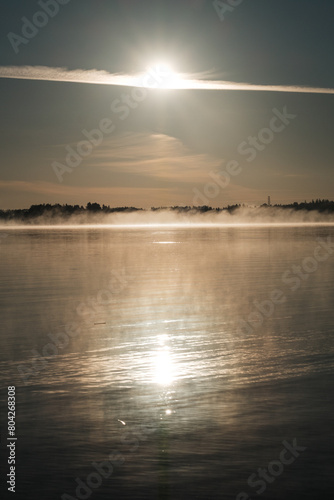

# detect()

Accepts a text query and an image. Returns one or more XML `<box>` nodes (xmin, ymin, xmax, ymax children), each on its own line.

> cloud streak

<box><xmin>0</xmin><ymin>65</ymin><xmax>334</xmax><ymax>94</ymax></box>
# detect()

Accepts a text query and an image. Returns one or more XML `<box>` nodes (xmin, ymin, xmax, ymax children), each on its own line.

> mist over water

<box><xmin>1</xmin><ymin>224</ymin><xmax>334</xmax><ymax>499</ymax></box>
<box><xmin>2</xmin><ymin>206</ymin><xmax>334</xmax><ymax>227</ymax></box>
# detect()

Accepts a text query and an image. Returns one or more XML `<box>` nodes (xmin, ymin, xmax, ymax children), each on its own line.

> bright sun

<box><xmin>154</xmin><ymin>341</ymin><xmax>175</xmax><ymax>385</ymax></box>
<box><xmin>143</xmin><ymin>63</ymin><xmax>183</xmax><ymax>89</ymax></box>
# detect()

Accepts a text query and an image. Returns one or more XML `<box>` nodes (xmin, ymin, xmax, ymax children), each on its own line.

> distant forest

<box><xmin>1</xmin><ymin>199</ymin><xmax>334</xmax><ymax>223</ymax></box>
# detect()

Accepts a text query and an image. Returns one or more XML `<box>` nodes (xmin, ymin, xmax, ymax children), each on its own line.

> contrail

<box><xmin>0</xmin><ymin>65</ymin><xmax>334</xmax><ymax>94</ymax></box>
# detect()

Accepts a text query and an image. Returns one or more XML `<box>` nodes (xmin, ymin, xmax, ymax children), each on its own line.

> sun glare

<box><xmin>154</xmin><ymin>347</ymin><xmax>174</xmax><ymax>385</ymax></box>
<box><xmin>144</xmin><ymin>62</ymin><xmax>184</xmax><ymax>89</ymax></box>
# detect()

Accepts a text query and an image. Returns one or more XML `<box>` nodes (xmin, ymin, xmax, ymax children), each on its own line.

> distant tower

<box><xmin>268</xmin><ymin>196</ymin><xmax>271</xmax><ymax>206</ymax></box>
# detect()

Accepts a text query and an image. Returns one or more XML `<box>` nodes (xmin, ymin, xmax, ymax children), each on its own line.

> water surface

<box><xmin>0</xmin><ymin>225</ymin><xmax>334</xmax><ymax>499</ymax></box>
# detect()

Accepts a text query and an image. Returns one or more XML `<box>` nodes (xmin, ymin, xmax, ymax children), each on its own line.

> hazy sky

<box><xmin>0</xmin><ymin>0</ymin><xmax>333</xmax><ymax>209</ymax></box>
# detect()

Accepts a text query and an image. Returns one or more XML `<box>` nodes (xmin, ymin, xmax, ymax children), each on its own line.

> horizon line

<box><xmin>1</xmin><ymin>200</ymin><xmax>334</xmax><ymax>212</ymax></box>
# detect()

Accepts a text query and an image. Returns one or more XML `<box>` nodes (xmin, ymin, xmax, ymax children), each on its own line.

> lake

<box><xmin>0</xmin><ymin>224</ymin><xmax>334</xmax><ymax>500</ymax></box>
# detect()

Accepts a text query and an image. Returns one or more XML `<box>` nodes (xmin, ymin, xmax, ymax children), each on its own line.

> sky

<box><xmin>0</xmin><ymin>0</ymin><xmax>333</xmax><ymax>209</ymax></box>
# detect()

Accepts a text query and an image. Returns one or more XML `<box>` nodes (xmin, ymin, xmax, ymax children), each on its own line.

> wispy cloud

<box><xmin>0</xmin><ymin>66</ymin><xmax>135</xmax><ymax>87</ymax></box>
<box><xmin>0</xmin><ymin>65</ymin><xmax>333</xmax><ymax>94</ymax></box>
<box><xmin>91</xmin><ymin>132</ymin><xmax>219</xmax><ymax>182</ymax></box>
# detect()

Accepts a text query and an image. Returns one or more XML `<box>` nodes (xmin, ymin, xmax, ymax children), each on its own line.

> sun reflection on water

<box><xmin>154</xmin><ymin>335</ymin><xmax>175</xmax><ymax>386</ymax></box>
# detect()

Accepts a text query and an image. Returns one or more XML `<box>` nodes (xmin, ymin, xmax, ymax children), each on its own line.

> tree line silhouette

<box><xmin>0</xmin><ymin>200</ymin><xmax>334</xmax><ymax>222</ymax></box>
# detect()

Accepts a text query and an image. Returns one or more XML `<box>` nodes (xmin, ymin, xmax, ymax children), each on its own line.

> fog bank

<box><xmin>2</xmin><ymin>206</ymin><xmax>334</xmax><ymax>228</ymax></box>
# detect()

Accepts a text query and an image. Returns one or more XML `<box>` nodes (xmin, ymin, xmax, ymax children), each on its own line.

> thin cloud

<box><xmin>91</xmin><ymin>132</ymin><xmax>219</xmax><ymax>182</ymax></box>
<box><xmin>0</xmin><ymin>65</ymin><xmax>333</xmax><ymax>94</ymax></box>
